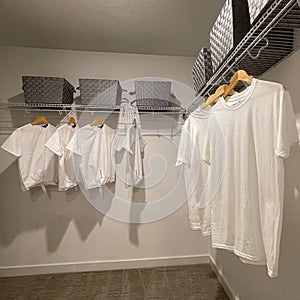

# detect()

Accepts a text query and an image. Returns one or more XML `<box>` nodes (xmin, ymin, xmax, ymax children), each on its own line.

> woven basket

<box><xmin>79</xmin><ymin>79</ymin><xmax>122</xmax><ymax>105</ymax></box>
<box><xmin>247</xmin><ymin>0</ymin><xmax>272</xmax><ymax>24</ymax></box>
<box><xmin>134</xmin><ymin>81</ymin><xmax>172</xmax><ymax>107</ymax></box>
<box><xmin>210</xmin><ymin>0</ymin><xmax>251</xmax><ymax>72</ymax></box>
<box><xmin>22</xmin><ymin>76</ymin><xmax>75</xmax><ymax>104</ymax></box>
<box><xmin>192</xmin><ymin>48</ymin><xmax>213</xmax><ymax>95</ymax></box>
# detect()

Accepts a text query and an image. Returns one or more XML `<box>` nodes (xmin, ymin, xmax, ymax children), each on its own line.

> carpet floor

<box><xmin>0</xmin><ymin>264</ymin><xmax>229</xmax><ymax>299</ymax></box>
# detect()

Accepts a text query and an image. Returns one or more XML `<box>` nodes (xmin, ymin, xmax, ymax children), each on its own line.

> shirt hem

<box><xmin>212</xmin><ymin>243</ymin><xmax>261</xmax><ymax>261</ymax></box>
<box><xmin>22</xmin><ymin>181</ymin><xmax>58</xmax><ymax>191</ymax></box>
<box><xmin>58</xmin><ymin>183</ymin><xmax>77</xmax><ymax>191</ymax></box>
<box><xmin>190</xmin><ymin>223</ymin><xmax>211</xmax><ymax>236</ymax></box>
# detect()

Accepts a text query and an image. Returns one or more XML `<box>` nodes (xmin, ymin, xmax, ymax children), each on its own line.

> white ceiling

<box><xmin>0</xmin><ymin>0</ymin><xmax>224</xmax><ymax>57</ymax></box>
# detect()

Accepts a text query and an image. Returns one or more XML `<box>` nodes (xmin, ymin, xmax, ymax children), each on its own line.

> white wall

<box><xmin>210</xmin><ymin>50</ymin><xmax>300</xmax><ymax>300</ymax></box>
<box><xmin>0</xmin><ymin>46</ymin><xmax>210</xmax><ymax>275</ymax></box>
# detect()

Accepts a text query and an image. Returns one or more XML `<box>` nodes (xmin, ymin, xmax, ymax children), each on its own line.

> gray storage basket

<box><xmin>22</xmin><ymin>76</ymin><xmax>75</xmax><ymax>104</ymax></box>
<box><xmin>134</xmin><ymin>81</ymin><xmax>172</xmax><ymax>107</ymax></box>
<box><xmin>210</xmin><ymin>0</ymin><xmax>251</xmax><ymax>72</ymax></box>
<box><xmin>192</xmin><ymin>48</ymin><xmax>213</xmax><ymax>95</ymax></box>
<box><xmin>248</xmin><ymin>0</ymin><xmax>273</xmax><ymax>24</ymax></box>
<box><xmin>79</xmin><ymin>79</ymin><xmax>122</xmax><ymax>105</ymax></box>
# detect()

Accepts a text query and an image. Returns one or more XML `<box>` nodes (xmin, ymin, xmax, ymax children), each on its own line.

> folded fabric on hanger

<box><xmin>1</xmin><ymin>118</ymin><xmax>58</xmax><ymax>191</ymax></box>
<box><xmin>200</xmin><ymin>75</ymin><xmax>299</xmax><ymax>278</ymax></box>
<box><xmin>45</xmin><ymin>123</ymin><xmax>78</xmax><ymax>191</ymax></box>
<box><xmin>176</xmin><ymin>105</ymin><xmax>211</xmax><ymax>233</ymax></box>
<box><xmin>114</xmin><ymin>102</ymin><xmax>146</xmax><ymax>188</ymax></box>
<box><xmin>66</xmin><ymin>121</ymin><xmax>116</xmax><ymax>190</ymax></box>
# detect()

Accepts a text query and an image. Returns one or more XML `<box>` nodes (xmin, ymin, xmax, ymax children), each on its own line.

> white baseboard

<box><xmin>209</xmin><ymin>255</ymin><xmax>237</xmax><ymax>300</ymax></box>
<box><xmin>0</xmin><ymin>254</ymin><xmax>209</xmax><ymax>278</ymax></box>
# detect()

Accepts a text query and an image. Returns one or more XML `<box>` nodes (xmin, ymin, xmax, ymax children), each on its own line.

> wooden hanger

<box><xmin>201</xmin><ymin>84</ymin><xmax>235</xmax><ymax>109</ymax></box>
<box><xmin>223</xmin><ymin>70</ymin><xmax>252</xmax><ymax>100</ymax></box>
<box><xmin>67</xmin><ymin>116</ymin><xmax>77</xmax><ymax>127</ymax></box>
<box><xmin>31</xmin><ymin>115</ymin><xmax>49</xmax><ymax>125</ymax></box>
<box><xmin>90</xmin><ymin>117</ymin><xmax>105</xmax><ymax>127</ymax></box>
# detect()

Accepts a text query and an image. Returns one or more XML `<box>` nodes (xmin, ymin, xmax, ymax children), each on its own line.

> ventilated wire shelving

<box><xmin>0</xmin><ymin>0</ymin><xmax>299</xmax><ymax>117</ymax></box>
<box><xmin>0</xmin><ymin>102</ymin><xmax>185</xmax><ymax>113</ymax></box>
<box><xmin>187</xmin><ymin>0</ymin><xmax>300</xmax><ymax>113</ymax></box>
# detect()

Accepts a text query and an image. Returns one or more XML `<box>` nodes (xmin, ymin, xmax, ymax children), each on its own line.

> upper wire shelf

<box><xmin>0</xmin><ymin>102</ymin><xmax>186</xmax><ymax>114</ymax></box>
<box><xmin>187</xmin><ymin>0</ymin><xmax>300</xmax><ymax>113</ymax></box>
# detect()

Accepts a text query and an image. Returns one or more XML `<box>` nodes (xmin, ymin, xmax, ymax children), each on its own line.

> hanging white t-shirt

<box><xmin>176</xmin><ymin>107</ymin><xmax>211</xmax><ymax>233</ymax></box>
<box><xmin>66</xmin><ymin>124</ymin><xmax>116</xmax><ymax>189</ymax></box>
<box><xmin>115</xmin><ymin>124</ymin><xmax>146</xmax><ymax>187</ymax></box>
<box><xmin>1</xmin><ymin>123</ymin><xmax>58</xmax><ymax>191</ymax></box>
<box><xmin>203</xmin><ymin>78</ymin><xmax>299</xmax><ymax>278</ymax></box>
<box><xmin>45</xmin><ymin>123</ymin><xmax>77</xmax><ymax>191</ymax></box>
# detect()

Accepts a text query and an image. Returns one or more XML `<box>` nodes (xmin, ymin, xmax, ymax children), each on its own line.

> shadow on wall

<box><xmin>0</xmin><ymin>87</ymin><xmax>182</xmax><ymax>256</ymax></box>
<box><xmin>129</xmin><ymin>185</ymin><xmax>146</xmax><ymax>246</ymax></box>
<box><xmin>0</xmin><ymin>160</ymin><xmax>114</xmax><ymax>253</ymax></box>
<box><xmin>8</xmin><ymin>93</ymin><xmax>24</xmax><ymax>103</ymax></box>
<box><xmin>213</xmin><ymin>144</ymin><xmax>300</xmax><ymax>299</ymax></box>
<box><xmin>0</xmin><ymin>91</ymin><xmax>152</xmax><ymax>255</ymax></box>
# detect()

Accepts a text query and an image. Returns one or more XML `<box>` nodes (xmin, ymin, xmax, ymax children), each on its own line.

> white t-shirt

<box><xmin>67</xmin><ymin>124</ymin><xmax>116</xmax><ymax>189</ymax></box>
<box><xmin>176</xmin><ymin>107</ymin><xmax>211</xmax><ymax>233</ymax></box>
<box><xmin>45</xmin><ymin>124</ymin><xmax>77</xmax><ymax>191</ymax></box>
<box><xmin>115</xmin><ymin>124</ymin><xmax>146</xmax><ymax>187</ymax></box>
<box><xmin>203</xmin><ymin>78</ymin><xmax>299</xmax><ymax>277</ymax></box>
<box><xmin>1</xmin><ymin>123</ymin><xmax>58</xmax><ymax>191</ymax></box>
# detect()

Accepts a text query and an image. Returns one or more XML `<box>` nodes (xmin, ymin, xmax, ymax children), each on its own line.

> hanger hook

<box><xmin>130</xmin><ymin>99</ymin><xmax>136</xmax><ymax>107</ymax></box>
<box><xmin>247</xmin><ymin>37</ymin><xmax>269</xmax><ymax>60</ymax></box>
<box><xmin>63</xmin><ymin>107</ymin><xmax>68</xmax><ymax>116</ymax></box>
<box><xmin>222</xmin><ymin>68</ymin><xmax>234</xmax><ymax>84</ymax></box>
<box><xmin>222</xmin><ymin>73</ymin><xmax>230</xmax><ymax>84</ymax></box>
<box><xmin>220</xmin><ymin>64</ymin><xmax>236</xmax><ymax>85</ymax></box>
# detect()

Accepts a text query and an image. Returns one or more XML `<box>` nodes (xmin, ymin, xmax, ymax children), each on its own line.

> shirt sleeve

<box><xmin>66</xmin><ymin>132</ymin><xmax>81</xmax><ymax>155</ymax></box>
<box><xmin>176</xmin><ymin>120</ymin><xmax>192</xmax><ymax>167</ymax></box>
<box><xmin>263</xmin><ymin>88</ymin><xmax>298</xmax><ymax>277</ymax></box>
<box><xmin>1</xmin><ymin>128</ymin><xmax>22</xmax><ymax>157</ymax></box>
<box><xmin>275</xmin><ymin>89</ymin><xmax>299</xmax><ymax>158</ymax></box>
<box><xmin>122</xmin><ymin>126</ymin><xmax>134</xmax><ymax>154</ymax></box>
<box><xmin>45</xmin><ymin>128</ymin><xmax>62</xmax><ymax>156</ymax></box>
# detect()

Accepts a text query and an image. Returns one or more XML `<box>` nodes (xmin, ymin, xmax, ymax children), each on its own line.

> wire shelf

<box><xmin>188</xmin><ymin>0</ymin><xmax>300</xmax><ymax>112</ymax></box>
<box><xmin>0</xmin><ymin>102</ymin><xmax>186</xmax><ymax>114</ymax></box>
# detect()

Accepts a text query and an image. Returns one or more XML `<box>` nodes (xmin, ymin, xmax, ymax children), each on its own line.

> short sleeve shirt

<box><xmin>1</xmin><ymin>123</ymin><xmax>58</xmax><ymax>190</ymax></box>
<box><xmin>67</xmin><ymin>124</ymin><xmax>116</xmax><ymax>189</ymax></box>
<box><xmin>45</xmin><ymin>124</ymin><xmax>77</xmax><ymax>191</ymax></box>
<box><xmin>203</xmin><ymin>79</ymin><xmax>299</xmax><ymax>277</ymax></box>
<box><xmin>116</xmin><ymin>124</ymin><xmax>146</xmax><ymax>187</ymax></box>
<box><xmin>176</xmin><ymin>107</ymin><xmax>211</xmax><ymax>233</ymax></box>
